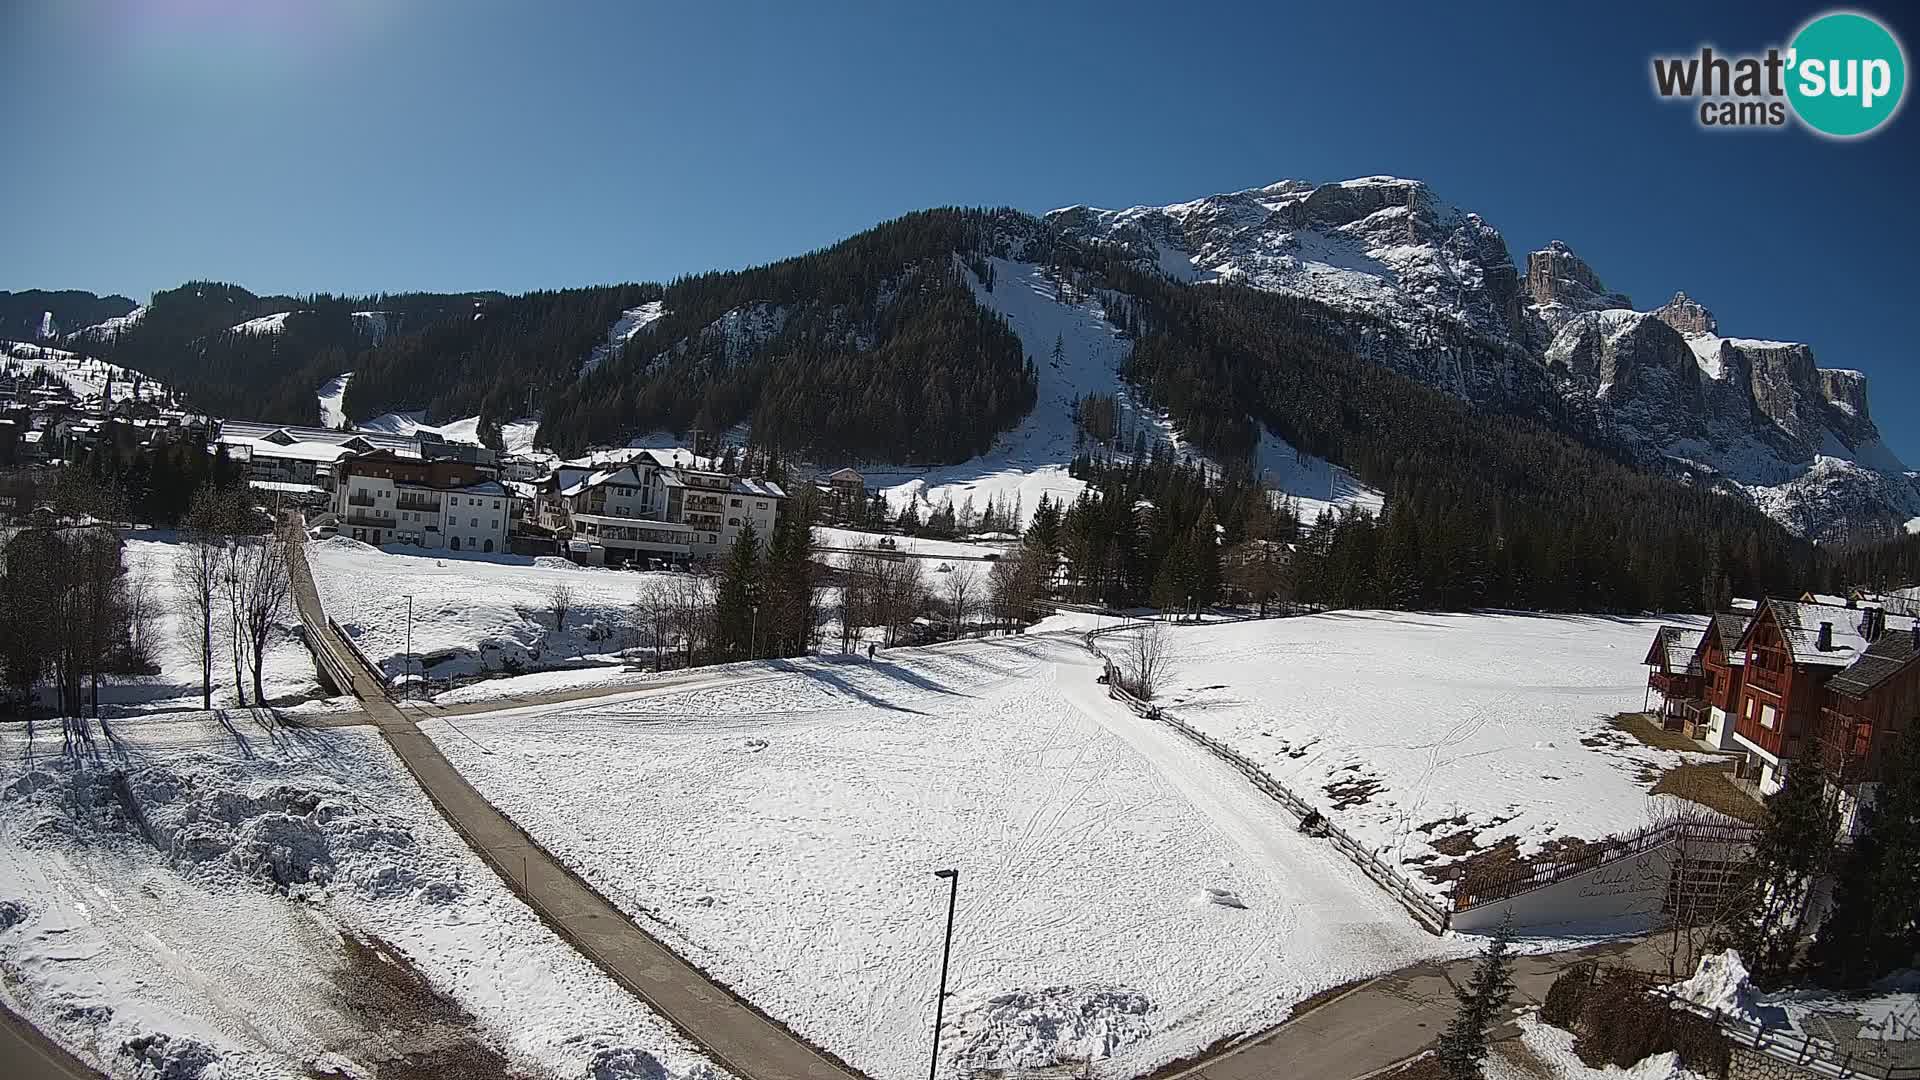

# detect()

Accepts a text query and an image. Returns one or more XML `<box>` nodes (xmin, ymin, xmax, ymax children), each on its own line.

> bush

<box><xmin>1540</xmin><ymin>961</ymin><xmax>1595</xmax><ymax>1028</ymax></box>
<box><xmin>1571</xmin><ymin>971</ymin><xmax>1729</xmax><ymax>1078</ymax></box>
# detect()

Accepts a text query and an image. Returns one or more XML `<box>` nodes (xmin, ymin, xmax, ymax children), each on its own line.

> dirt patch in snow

<box><xmin>325</xmin><ymin>933</ymin><xmax>536</xmax><ymax>1080</ymax></box>
<box><xmin>1324</xmin><ymin>774</ymin><xmax>1383</xmax><ymax>809</ymax></box>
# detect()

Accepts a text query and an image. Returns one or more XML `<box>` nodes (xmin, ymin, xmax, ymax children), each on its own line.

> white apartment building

<box><xmin>533</xmin><ymin>449</ymin><xmax>785</xmax><ymax>565</ymax></box>
<box><xmin>332</xmin><ymin>450</ymin><xmax>513</xmax><ymax>554</ymax></box>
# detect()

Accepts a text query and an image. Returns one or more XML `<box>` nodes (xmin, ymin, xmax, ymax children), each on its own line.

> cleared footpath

<box><xmin>285</xmin><ymin>533</ymin><xmax>864</xmax><ymax>1080</ymax></box>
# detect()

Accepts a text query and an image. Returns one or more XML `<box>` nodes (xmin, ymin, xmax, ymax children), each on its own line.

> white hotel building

<box><xmin>532</xmin><ymin>449</ymin><xmax>785</xmax><ymax>565</ymax></box>
<box><xmin>331</xmin><ymin>449</ymin><xmax>513</xmax><ymax>553</ymax></box>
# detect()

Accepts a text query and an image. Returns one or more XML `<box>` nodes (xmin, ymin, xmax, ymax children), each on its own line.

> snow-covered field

<box><xmin>1102</xmin><ymin>612</ymin><xmax>1718</xmax><ymax>900</ymax></box>
<box><xmin>419</xmin><ymin>634</ymin><xmax>1458</xmax><ymax>1079</ymax></box>
<box><xmin>307</xmin><ymin>538</ymin><xmax>673</xmax><ymax>680</ymax></box>
<box><xmin>812</xmin><ymin>526</ymin><xmax>1012</xmax><ymax>566</ymax></box>
<box><xmin>0</xmin><ymin>714</ymin><xmax>721</xmax><ymax>1080</ymax></box>
<box><xmin>95</xmin><ymin>536</ymin><xmax>324</xmax><ymax>715</ymax></box>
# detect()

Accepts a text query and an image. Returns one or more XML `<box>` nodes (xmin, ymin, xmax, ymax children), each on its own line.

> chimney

<box><xmin>1817</xmin><ymin>621</ymin><xmax>1834</xmax><ymax>651</ymax></box>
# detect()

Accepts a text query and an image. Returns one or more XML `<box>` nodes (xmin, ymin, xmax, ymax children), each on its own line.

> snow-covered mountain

<box><xmin>1051</xmin><ymin>177</ymin><xmax>1917</xmax><ymax>538</ymax></box>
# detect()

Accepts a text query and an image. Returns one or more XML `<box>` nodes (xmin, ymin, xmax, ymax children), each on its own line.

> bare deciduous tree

<box><xmin>173</xmin><ymin>488</ymin><xmax>230</xmax><ymax>709</ymax></box>
<box><xmin>1122</xmin><ymin>619</ymin><xmax>1174</xmax><ymax>700</ymax></box>
<box><xmin>550</xmin><ymin>583</ymin><xmax>575</xmax><ymax>632</ymax></box>
<box><xmin>666</xmin><ymin>573</ymin><xmax>713</xmax><ymax>667</ymax></box>
<box><xmin>987</xmin><ymin>547</ymin><xmax>1049</xmax><ymax>631</ymax></box>
<box><xmin>233</xmin><ymin>533</ymin><xmax>293</xmax><ymax>706</ymax></box>
<box><xmin>944</xmin><ymin>563</ymin><xmax>979</xmax><ymax>638</ymax></box>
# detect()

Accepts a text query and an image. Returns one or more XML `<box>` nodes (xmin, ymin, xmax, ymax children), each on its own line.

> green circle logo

<box><xmin>1787</xmin><ymin>11</ymin><xmax>1907</xmax><ymax>137</ymax></box>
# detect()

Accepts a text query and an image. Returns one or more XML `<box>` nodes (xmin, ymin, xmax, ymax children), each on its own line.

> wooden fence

<box><xmin>1079</xmin><ymin>621</ymin><xmax>1453</xmax><ymax>934</ymax></box>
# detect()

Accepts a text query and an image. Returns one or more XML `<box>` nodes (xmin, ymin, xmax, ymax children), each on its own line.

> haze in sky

<box><xmin>3</xmin><ymin>0</ymin><xmax>1914</xmax><ymax>460</ymax></box>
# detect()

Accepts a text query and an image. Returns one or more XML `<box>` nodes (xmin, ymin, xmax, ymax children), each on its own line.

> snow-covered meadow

<box><xmin>418</xmin><ymin>634</ymin><xmax>1458</xmax><ymax>1080</ymax></box>
<box><xmin>307</xmin><ymin>538</ymin><xmax>674</xmax><ymax>682</ymax></box>
<box><xmin>1101</xmin><ymin>612</ymin><xmax>1719</xmax><ymax>900</ymax></box>
<box><xmin>0</xmin><ymin>714</ymin><xmax>721</xmax><ymax>1080</ymax></box>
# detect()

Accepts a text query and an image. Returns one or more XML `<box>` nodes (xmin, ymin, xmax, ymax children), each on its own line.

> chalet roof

<box><xmin>1709</xmin><ymin>612</ymin><xmax>1750</xmax><ymax>665</ymax></box>
<box><xmin>1646</xmin><ymin>626</ymin><xmax>1705</xmax><ymax>674</ymax></box>
<box><xmin>829</xmin><ymin>467</ymin><xmax>865</xmax><ymax>482</ymax></box>
<box><xmin>730</xmin><ymin>477</ymin><xmax>786</xmax><ymax>499</ymax></box>
<box><xmin>1763</xmin><ymin>598</ymin><xmax>1880</xmax><ymax>668</ymax></box>
<box><xmin>1827</xmin><ymin>624</ymin><xmax>1920</xmax><ymax>699</ymax></box>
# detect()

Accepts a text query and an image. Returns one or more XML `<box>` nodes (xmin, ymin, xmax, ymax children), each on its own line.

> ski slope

<box><xmin>580</xmin><ymin>300</ymin><xmax>668</xmax><ymax>379</ymax></box>
<box><xmin>0</xmin><ymin>715</ymin><xmax>722</xmax><ymax>1080</ymax></box>
<box><xmin>869</xmin><ymin>258</ymin><xmax>1380</xmax><ymax>527</ymax></box>
<box><xmin>419</xmin><ymin>635</ymin><xmax>1457</xmax><ymax>1080</ymax></box>
<box><xmin>316</xmin><ymin>372</ymin><xmax>351</xmax><ymax>428</ymax></box>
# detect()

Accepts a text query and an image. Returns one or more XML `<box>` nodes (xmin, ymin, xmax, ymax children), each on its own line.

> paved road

<box><xmin>284</xmin><ymin>533</ymin><xmax>865</xmax><ymax>1080</ymax></box>
<box><xmin>1</xmin><ymin>1002</ymin><xmax>102</xmax><ymax>1080</ymax></box>
<box><xmin>1172</xmin><ymin>935</ymin><xmax>1661</xmax><ymax>1080</ymax></box>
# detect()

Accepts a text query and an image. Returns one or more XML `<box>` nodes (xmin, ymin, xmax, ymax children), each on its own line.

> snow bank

<box><xmin>1487</xmin><ymin>1010</ymin><xmax>1706</xmax><ymax>1080</ymax></box>
<box><xmin>421</xmin><ymin>635</ymin><xmax>1457</xmax><ymax>1079</ymax></box>
<box><xmin>0</xmin><ymin>715</ymin><xmax>723</xmax><ymax>1080</ymax></box>
<box><xmin>317</xmin><ymin>372</ymin><xmax>351</xmax><ymax>429</ymax></box>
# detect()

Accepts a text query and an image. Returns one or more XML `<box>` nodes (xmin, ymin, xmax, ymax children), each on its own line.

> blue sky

<box><xmin>3</xmin><ymin>0</ymin><xmax>1915</xmax><ymax>461</ymax></box>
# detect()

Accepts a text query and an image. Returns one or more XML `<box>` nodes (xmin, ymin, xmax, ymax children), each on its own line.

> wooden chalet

<box><xmin>1642</xmin><ymin>613</ymin><xmax>1751</xmax><ymax>748</ymax></box>
<box><xmin>1732</xmin><ymin>599</ymin><xmax>1886</xmax><ymax>795</ymax></box>
<box><xmin>1643</xmin><ymin>625</ymin><xmax>1707</xmax><ymax>727</ymax></box>
<box><xmin>1815</xmin><ymin>610</ymin><xmax>1919</xmax><ymax>796</ymax></box>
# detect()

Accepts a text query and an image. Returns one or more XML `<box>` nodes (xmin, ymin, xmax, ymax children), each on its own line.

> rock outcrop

<box><xmin>1652</xmin><ymin>292</ymin><xmax>1719</xmax><ymax>337</ymax></box>
<box><xmin>1527</xmin><ymin>242</ymin><xmax>1632</xmax><ymax>330</ymax></box>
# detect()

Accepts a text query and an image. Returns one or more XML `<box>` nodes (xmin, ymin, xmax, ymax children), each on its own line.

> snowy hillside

<box><xmin>72</xmin><ymin>305</ymin><xmax>147</xmax><ymax>341</ymax></box>
<box><xmin>580</xmin><ymin>300</ymin><xmax>667</xmax><ymax>379</ymax></box>
<box><xmin>870</xmin><ymin>257</ymin><xmax>1381</xmax><ymax>527</ymax></box>
<box><xmin>316</xmin><ymin>372</ymin><xmax>351</xmax><ymax>428</ymax></box>
<box><xmin>2</xmin><ymin>340</ymin><xmax>169</xmax><ymax>402</ymax></box>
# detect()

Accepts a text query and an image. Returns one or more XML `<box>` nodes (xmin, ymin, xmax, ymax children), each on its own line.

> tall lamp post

<box><xmin>928</xmin><ymin>868</ymin><xmax>959</xmax><ymax>1080</ymax></box>
<box><xmin>751</xmin><ymin>602</ymin><xmax>760</xmax><ymax>660</ymax></box>
<box><xmin>402</xmin><ymin>593</ymin><xmax>414</xmax><ymax>698</ymax></box>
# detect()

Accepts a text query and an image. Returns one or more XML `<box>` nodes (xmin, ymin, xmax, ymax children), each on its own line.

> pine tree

<box><xmin>1436</xmin><ymin>916</ymin><xmax>1515</xmax><ymax>1079</ymax></box>
<box><xmin>1191</xmin><ymin>501</ymin><xmax>1221</xmax><ymax>607</ymax></box>
<box><xmin>715</xmin><ymin>522</ymin><xmax>759</xmax><ymax>658</ymax></box>
<box><xmin>1809</xmin><ymin>724</ymin><xmax>1920</xmax><ymax>987</ymax></box>
<box><xmin>1722</xmin><ymin>754</ymin><xmax>1839</xmax><ymax>986</ymax></box>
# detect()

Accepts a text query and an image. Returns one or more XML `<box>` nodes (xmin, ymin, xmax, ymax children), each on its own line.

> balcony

<box><xmin>686</xmin><ymin>494</ymin><xmax>725</xmax><ymax>512</ymax></box>
<box><xmin>396</xmin><ymin>496</ymin><xmax>442</xmax><ymax>513</ymax></box>
<box><xmin>347</xmin><ymin>494</ymin><xmax>377</xmax><ymax>508</ymax></box>
<box><xmin>343</xmin><ymin>513</ymin><xmax>391</xmax><ymax>528</ymax></box>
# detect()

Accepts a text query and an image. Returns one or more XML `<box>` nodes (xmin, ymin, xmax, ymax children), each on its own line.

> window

<box><xmin>493</xmin><ymin>500</ymin><xmax>501</xmax><ymax>510</ymax></box>
<box><xmin>490</xmin><ymin>520</ymin><xmax>498</xmax><ymax>531</ymax></box>
<box><xmin>470</xmin><ymin>517</ymin><xmax>479</xmax><ymax>527</ymax></box>
<box><xmin>728</xmin><ymin>517</ymin><xmax>739</xmax><ymax>527</ymax></box>
<box><xmin>730</xmin><ymin>498</ymin><xmax>742</xmax><ymax>507</ymax></box>
<box><xmin>756</xmin><ymin>501</ymin><xmax>767</xmax><ymax>509</ymax></box>
<box><xmin>1760</xmin><ymin>704</ymin><xmax>1778</xmax><ymax>730</ymax></box>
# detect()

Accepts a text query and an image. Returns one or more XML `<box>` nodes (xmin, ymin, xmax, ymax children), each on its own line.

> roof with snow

<box><xmin>1709</xmin><ymin>612</ymin><xmax>1750</xmax><ymax>665</ymax></box>
<box><xmin>1827</xmin><ymin>624</ymin><xmax>1920</xmax><ymax>698</ymax></box>
<box><xmin>1645</xmin><ymin>626</ymin><xmax>1705</xmax><ymax>675</ymax></box>
<box><xmin>1758</xmin><ymin>599</ymin><xmax>1882</xmax><ymax>668</ymax></box>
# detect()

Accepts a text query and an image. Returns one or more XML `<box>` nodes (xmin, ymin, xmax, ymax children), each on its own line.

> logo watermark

<box><xmin>1651</xmin><ymin>10</ymin><xmax>1906</xmax><ymax>137</ymax></box>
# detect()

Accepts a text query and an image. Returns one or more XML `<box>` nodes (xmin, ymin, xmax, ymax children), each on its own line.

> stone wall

<box><xmin>1728</xmin><ymin>1045</ymin><xmax>1821</xmax><ymax>1080</ymax></box>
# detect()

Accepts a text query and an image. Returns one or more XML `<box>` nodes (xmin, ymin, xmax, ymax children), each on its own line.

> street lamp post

<box><xmin>751</xmin><ymin>602</ymin><xmax>759</xmax><ymax>660</ymax></box>
<box><xmin>403</xmin><ymin>594</ymin><xmax>414</xmax><ymax>698</ymax></box>
<box><xmin>929</xmin><ymin>868</ymin><xmax>959</xmax><ymax>1080</ymax></box>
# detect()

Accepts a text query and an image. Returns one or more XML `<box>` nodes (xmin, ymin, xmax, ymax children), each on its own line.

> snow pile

<box><xmin>1487</xmin><ymin>1011</ymin><xmax>1705</xmax><ymax>1080</ymax></box>
<box><xmin>308</xmin><ymin>538</ymin><xmax>672</xmax><ymax>679</ymax></box>
<box><xmin>1107</xmin><ymin>611</ymin><xmax>1720</xmax><ymax>900</ymax></box>
<box><xmin>946</xmin><ymin>986</ymin><xmax>1155</xmax><ymax>1072</ymax></box>
<box><xmin>1667</xmin><ymin>950</ymin><xmax>1764</xmax><ymax>1025</ymax></box>
<box><xmin>421</xmin><ymin>634</ymin><xmax>1456</xmax><ymax>1079</ymax></box>
<box><xmin>0</xmin><ymin>716</ymin><xmax>725</xmax><ymax>1080</ymax></box>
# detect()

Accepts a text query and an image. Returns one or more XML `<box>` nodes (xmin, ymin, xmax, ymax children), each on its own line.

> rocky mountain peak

<box><xmin>1526</xmin><ymin>241</ymin><xmax>1632</xmax><ymax>330</ymax></box>
<box><xmin>1652</xmin><ymin>291</ymin><xmax>1719</xmax><ymax>336</ymax></box>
